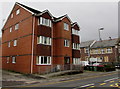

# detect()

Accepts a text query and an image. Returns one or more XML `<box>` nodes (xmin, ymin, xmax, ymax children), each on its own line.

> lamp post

<box><xmin>98</xmin><ymin>27</ymin><xmax>104</xmax><ymax>63</ymax></box>
<box><xmin>98</xmin><ymin>27</ymin><xmax>104</xmax><ymax>41</ymax></box>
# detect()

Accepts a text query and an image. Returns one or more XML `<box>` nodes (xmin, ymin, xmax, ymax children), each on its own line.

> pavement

<box><xmin>2</xmin><ymin>69</ymin><xmax>119</xmax><ymax>87</ymax></box>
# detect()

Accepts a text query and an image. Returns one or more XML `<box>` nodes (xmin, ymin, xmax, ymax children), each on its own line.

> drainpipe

<box><xmin>31</xmin><ymin>15</ymin><xmax>35</xmax><ymax>74</ymax></box>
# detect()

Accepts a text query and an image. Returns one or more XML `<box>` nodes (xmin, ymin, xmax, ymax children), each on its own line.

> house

<box><xmin>2</xmin><ymin>2</ymin><xmax>81</xmax><ymax>74</ymax></box>
<box><xmin>80</xmin><ymin>40</ymin><xmax>96</xmax><ymax>61</ymax></box>
<box><xmin>90</xmin><ymin>38</ymin><xmax>120</xmax><ymax>63</ymax></box>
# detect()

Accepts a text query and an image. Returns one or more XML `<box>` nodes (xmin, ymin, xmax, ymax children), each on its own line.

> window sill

<box><xmin>36</xmin><ymin>64</ymin><xmax>51</xmax><ymax>66</ymax></box>
<box><xmin>37</xmin><ymin>43</ymin><xmax>51</xmax><ymax>46</ymax></box>
<box><xmin>38</xmin><ymin>24</ymin><xmax>51</xmax><ymax>28</ymax></box>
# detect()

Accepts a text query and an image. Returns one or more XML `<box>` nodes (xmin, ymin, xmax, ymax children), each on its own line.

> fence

<box><xmin>37</xmin><ymin>64</ymin><xmax>83</xmax><ymax>74</ymax></box>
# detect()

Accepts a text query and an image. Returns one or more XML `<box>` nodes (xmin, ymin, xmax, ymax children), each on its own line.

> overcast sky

<box><xmin>0</xmin><ymin>1</ymin><xmax>118</xmax><ymax>42</ymax></box>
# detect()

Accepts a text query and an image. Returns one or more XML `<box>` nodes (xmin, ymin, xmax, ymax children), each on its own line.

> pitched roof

<box><xmin>16</xmin><ymin>2</ymin><xmax>41</xmax><ymax>14</ymax></box>
<box><xmin>53</xmin><ymin>14</ymin><xmax>72</xmax><ymax>23</ymax></box>
<box><xmin>80</xmin><ymin>40</ymin><xmax>95</xmax><ymax>48</ymax></box>
<box><xmin>91</xmin><ymin>38</ymin><xmax>118</xmax><ymax>48</ymax></box>
<box><xmin>71</xmin><ymin>22</ymin><xmax>80</xmax><ymax>30</ymax></box>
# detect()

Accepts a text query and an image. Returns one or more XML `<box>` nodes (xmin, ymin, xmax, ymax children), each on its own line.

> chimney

<box><xmin>109</xmin><ymin>37</ymin><xmax>112</xmax><ymax>40</ymax></box>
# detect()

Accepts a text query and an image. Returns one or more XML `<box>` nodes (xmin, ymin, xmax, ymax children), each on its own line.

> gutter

<box><xmin>31</xmin><ymin>15</ymin><xmax>35</xmax><ymax>74</ymax></box>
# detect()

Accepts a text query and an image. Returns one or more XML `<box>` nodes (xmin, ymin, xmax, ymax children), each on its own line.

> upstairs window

<box><xmin>106</xmin><ymin>48</ymin><xmax>112</xmax><ymax>53</ymax></box>
<box><xmin>37</xmin><ymin>36</ymin><xmax>51</xmax><ymax>45</ymax></box>
<box><xmin>101</xmin><ymin>49</ymin><xmax>105</xmax><ymax>54</ymax></box>
<box><xmin>15</xmin><ymin>23</ymin><xmax>19</xmax><ymax>30</ymax></box>
<box><xmin>73</xmin><ymin>43</ymin><xmax>80</xmax><ymax>50</ymax></box>
<box><xmin>11</xmin><ymin>13</ymin><xmax>13</xmax><ymax>18</ymax></box>
<box><xmin>39</xmin><ymin>17</ymin><xmax>52</xmax><ymax>27</ymax></box>
<box><xmin>64</xmin><ymin>40</ymin><xmax>69</xmax><ymax>47</ymax></box>
<box><xmin>16</xmin><ymin>9</ymin><xmax>20</xmax><ymax>15</ymax></box>
<box><xmin>10</xmin><ymin>27</ymin><xmax>12</xmax><ymax>32</ymax></box>
<box><xmin>72</xmin><ymin>28</ymin><xmax>79</xmax><ymax>35</ymax></box>
<box><xmin>64</xmin><ymin>23</ymin><xmax>69</xmax><ymax>31</ymax></box>
<box><xmin>13</xmin><ymin>40</ymin><xmax>17</xmax><ymax>46</ymax></box>
<box><xmin>12</xmin><ymin>56</ymin><xmax>16</xmax><ymax>63</ymax></box>
<box><xmin>84</xmin><ymin>48</ymin><xmax>89</xmax><ymax>53</ymax></box>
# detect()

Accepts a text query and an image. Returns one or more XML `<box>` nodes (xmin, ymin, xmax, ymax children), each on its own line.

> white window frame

<box><xmin>11</xmin><ymin>13</ymin><xmax>13</xmax><ymax>18</ymax></box>
<box><xmin>73</xmin><ymin>58</ymin><xmax>80</xmax><ymax>65</ymax></box>
<box><xmin>118</xmin><ymin>48</ymin><xmax>120</xmax><ymax>53</ymax></box>
<box><xmin>15</xmin><ymin>23</ymin><xmax>19</xmax><ymax>30</ymax></box>
<box><xmin>107</xmin><ymin>48</ymin><xmax>112</xmax><ymax>53</ymax></box>
<box><xmin>10</xmin><ymin>27</ymin><xmax>12</xmax><ymax>32</ymax></box>
<box><xmin>64</xmin><ymin>23</ymin><xmax>69</xmax><ymax>31</ymax></box>
<box><xmin>8</xmin><ymin>42</ymin><xmax>10</xmax><ymax>47</ymax></box>
<box><xmin>16</xmin><ymin>9</ymin><xmax>20</xmax><ymax>15</ymax></box>
<box><xmin>12</xmin><ymin>57</ymin><xmax>16</xmax><ymax>63</ymax></box>
<box><xmin>13</xmin><ymin>40</ymin><xmax>17</xmax><ymax>46</ymax></box>
<box><xmin>39</xmin><ymin>17</ymin><xmax>52</xmax><ymax>27</ymax></box>
<box><xmin>7</xmin><ymin>57</ymin><xmax>9</xmax><ymax>63</ymax></box>
<box><xmin>64</xmin><ymin>40</ymin><xmax>69</xmax><ymax>47</ymax></box>
<box><xmin>36</xmin><ymin>56</ymin><xmax>51</xmax><ymax>65</ymax></box>
<box><xmin>73</xmin><ymin>43</ymin><xmax>80</xmax><ymax>50</ymax></box>
<box><xmin>38</xmin><ymin>36</ymin><xmax>51</xmax><ymax>45</ymax></box>
<box><xmin>101</xmin><ymin>49</ymin><xmax>105</xmax><ymax>54</ymax></box>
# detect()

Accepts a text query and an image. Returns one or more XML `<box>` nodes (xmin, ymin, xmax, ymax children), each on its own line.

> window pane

<box><xmin>41</xmin><ymin>57</ymin><xmax>44</xmax><ymax>64</ymax></box>
<box><xmin>44</xmin><ymin>57</ymin><xmax>47</xmax><ymax>64</ymax></box>
<box><xmin>40</xmin><ymin>17</ymin><xmax>42</xmax><ymax>24</ymax></box>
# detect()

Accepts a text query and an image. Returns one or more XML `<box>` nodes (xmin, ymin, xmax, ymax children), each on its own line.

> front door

<box><xmin>64</xmin><ymin>57</ymin><xmax>70</xmax><ymax>70</ymax></box>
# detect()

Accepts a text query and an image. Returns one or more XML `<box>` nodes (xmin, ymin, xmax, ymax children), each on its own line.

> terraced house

<box><xmin>81</xmin><ymin>38</ymin><xmax>120</xmax><ymax>63</ymax></box>
<box><xmin>2</xmin><ymin>2</ymin><xmax>81</xmax><ymax>74</ymax></box>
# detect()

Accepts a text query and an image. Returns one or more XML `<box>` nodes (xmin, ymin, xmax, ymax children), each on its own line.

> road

<box><xmin>21</xmin><ymin>71</ymin><xmax>120</xmax><ymax>88</ymax></box>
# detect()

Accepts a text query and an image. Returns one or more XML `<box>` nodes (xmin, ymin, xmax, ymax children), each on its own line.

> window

<box><xmin>64</xmin><ymin>23</ymin><xmax>69</xmax><ymax>30</ymax></box>
<box><xmin>11</xmin><ymin>13</ymin><xmax>13</xmax><ymax>18</ymax></box>
<box><xmin>84</xmin><ymin>48</ymin><xmax>89</xmax><ymax>53</ymax></box>
<box><xmin>119</xmin><ymin>48</ymin><xmax>120</xmax><ymax>53</ymax></box>
<box><xmin>36</xmin><ymin>56</ymin><xmax>51</xmax><ymax>65</ymax></box>
<box><xmin>13</xmin><ymin>40</ymin><xmax>17</xmax><ymax>46</ymax></box>
<box><xmin>72</xmin><ymin>28</ymin><xmax>79</xmax><ymax>35</ymax></box>
<box><xmin>16</xmin><ymin>9</ymin><xmax>20</xmax><ymax>15</ymax></box>
<box><xmin>106</xmin><ymin>48</ymin><xmax>112</xmax><ymax>53</ymax></box>
<box><xmin>73</xmin><ymin>43</ymin><xmax>80</xmax><ymax>50</ymax></box>
<box><xmin>39</xmin><ymin>17</ymin><xmax>52</xmax><ymax>27</ymax></box>
<box><xmin>10</xmin><ymin>27</ymin><xmax>12</xmax><ymax>32</ymax></box>
<box><xmin>101</xmin><ymin>49</ymin><xmax>105</xmax><ymax>54</ymax></box>
<box><xmin>95</xmin><ymin>49</ymin><xmax>98</xmax><ymax>54</ymax></box>
<box><xmin>38</xmin><ymin>36</ymin><xmax>51</xmax><ymax>45</ymax></box>
<box><xmin>15</xmin><ymin>23</ymin><xmax>19</xmax><ymax>30</ymax></box>
<box><xmin>8</xmin><ymin>42</ymin><xmax>10</xmax><ymax>47</ymax></box>
<box><xmin>7</xmin><ymin>57</ymin><xmax>9</xmax><ymax>63</ymax></box>
<box><xmin>73</xmin><ymin>58</ymin><xmax>80</xmax><ymax>64</ymax></box>
<box><xmin>64</xmin><ymin>40</ymin><xmax>69</xmax><ymax>47</ymax></box>
<box><xmin>12</xmin><ymin>57</ymin><xmax>16</xmax><ymax>63</ymax></box>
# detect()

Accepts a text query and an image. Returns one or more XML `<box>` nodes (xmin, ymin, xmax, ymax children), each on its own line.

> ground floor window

<box><xmin>7</xmin><ymin>57</ymin><xmax>9</xmax><ymax>63</ymax></box>
<box><xmin>73</xmin><ymin>58</ymin><xmax>80</xmax><ymax>64</ymax></box>
<box><xmin>12</xmin><ymin>56</ymin><xmax>16</xmax><ymax>63</ymax></box>
<box><xmin>36</xmin><ymin>56</ymin><xmax>51</xmax><ymax>65</ymax></box>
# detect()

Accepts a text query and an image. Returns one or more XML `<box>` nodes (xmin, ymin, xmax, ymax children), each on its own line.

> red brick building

<box><xmin>2</xmin><ymin>2</ymin><xmax>80</xmax><ymax>74</ymax></box>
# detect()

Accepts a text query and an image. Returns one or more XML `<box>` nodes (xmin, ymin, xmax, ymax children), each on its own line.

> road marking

<box><xmin>110</xmin><ymin>81</ymin><xmax>115</xmax><ymax>83</ymax></box>
<box><xmin>86</xmin><ymin>86</ymin><xmax>95</xmax><ymax>89</ymax></box>
<box><xmin>100</xmin><ymin>83</ymin><xmax>106</xmax><ymax>86</ymax></box>
<box><xmin>104</xmin><ymin>77</ymin><xmax>119</xmax><ymax>82</ymax></box>
<box><xmin>80</xmin><ymin>83</ymin><xmax>94</xmax><ymax>88</ymax></box>
<box><xmin>19</xmin><ymin>72</ymin><xmax>118</xmax><ymax>87</ymax></box>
